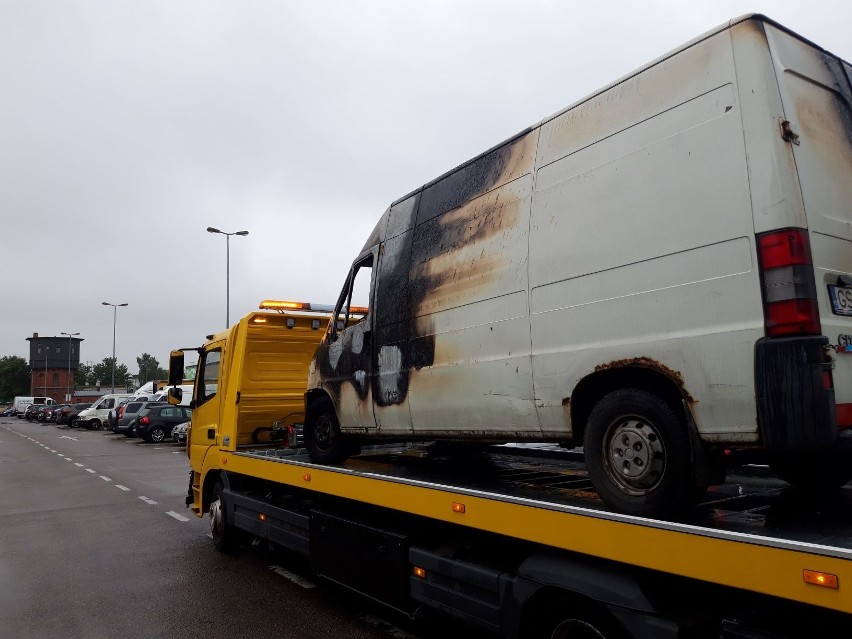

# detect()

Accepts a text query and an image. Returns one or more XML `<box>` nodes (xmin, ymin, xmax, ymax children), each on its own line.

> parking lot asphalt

<box><xmin>0</xmin><ymin>418</ymin><xmax>487</xmax><ymax>639</ymax></box>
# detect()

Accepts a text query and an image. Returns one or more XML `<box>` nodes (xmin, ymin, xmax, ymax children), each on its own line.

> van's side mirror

<box><xmin>167</xmin><ymin>387</ymin><xmax>182</xmax><ymax>406</ymax></box>
<box><xmin>168</xmin><ymin>350</ymin><xmax>184</xmax><ymax>386</ymax></box>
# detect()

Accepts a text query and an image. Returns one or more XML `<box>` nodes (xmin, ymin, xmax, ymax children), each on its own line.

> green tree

<box><xmin>0</xmin><ymin>356</ymin><xmax>30</xmax><ymax>400</ymax></box>
<box><xmin>136</xmin><ymin>353</ymin><xmax>167</xmax><ymax>385</ymax></box>
<box><xmin>92</xmin><ymin>358</ymin><xmax>131</xmax><ymax>389</ymax></box>
<box><xmin>76</xmin><ymin>363</ymin><xmax>94</xmax><ymax>387</ymax></box>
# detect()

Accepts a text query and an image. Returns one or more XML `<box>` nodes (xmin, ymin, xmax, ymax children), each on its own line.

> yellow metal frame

<box><xmin>213</xmin><ymin>451</ymin><xmax>852</xmax><ymax>615</ymax></box>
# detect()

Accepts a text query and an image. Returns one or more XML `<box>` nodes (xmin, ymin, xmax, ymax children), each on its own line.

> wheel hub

<box><xmin>210</xmin><ymin>498</ymin><xmax>223</xmax><ymax>537</ymax></box>
<box><xmin>605</xmin><ymin>417</ymin><xmax>665</xmax><ymax>492</ymax></box>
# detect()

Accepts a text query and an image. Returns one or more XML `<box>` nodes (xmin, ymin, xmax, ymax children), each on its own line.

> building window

<box><xmin>56</xmin><ymin>347</ymin><xmax>61</xmax><ymax>354</ymax></box>
<box><xmin>37</xmin><ymin>346</ymin><xmax>42</xmax><ymax>354</ymax></box>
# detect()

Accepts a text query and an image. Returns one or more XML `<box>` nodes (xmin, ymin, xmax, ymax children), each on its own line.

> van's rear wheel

<box><xmin>88</xmin><ymin>419</ymin><xmax>101</xmax><ymax>430</ymax></box>
<box><xmin>304</xmin><ymin>398</ymin><xmax>348</xmax><ymax>465</ymax></box>
<box><xmin>770</xmin><ymin>450</ymin><xmax>852</xmax><ymax>490</ymax></box>
<box><xmin>584</xmin><ymin>388</ymin><xmax>695</xmax><ymax>518</ymax></box>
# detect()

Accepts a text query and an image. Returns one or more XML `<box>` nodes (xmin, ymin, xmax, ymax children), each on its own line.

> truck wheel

<box><xmin>770</xmin><ymin>450</ymin><xmax>852</xmax><ymax>490</ymax></box>
<box><xmin>210</xmin><ymin>480</ymin><xmax>236</xmax><ymax>553</ymax></box>
<box><xmin>304</xmin><ymin>398</ymin><xmax>348</xmax><ymax>464</ymax></box>
<box><xmin>584</xmin><ymin>388</ymin><xmax>694</xmax><ymax>518</ymax></box>
<box><xmin>532</xmin><ymin>599</ymin><xmax>625</xmax><ymax>639</ymax></box>
<box><xmin>88</xmin><ymin>419</ymin><xmax>101</xmax><ymax>430</ymax></box>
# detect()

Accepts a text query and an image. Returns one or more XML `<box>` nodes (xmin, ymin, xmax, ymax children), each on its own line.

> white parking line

<box><xmin>99</xmin><ymin>476</ymin><xmax>112</xmax><ymax>482</ymax></box>
<box><xmin>139</xmin><ymin>496</ymin><xmax>158</xmax><ymax>505</ymax></box>
<box><xmin>166</xmin><ymin>511</ymin><xmax>189</xmax><ymax>522</ymax></box>
<box><xmin>171</xmin><ymin>451</ymin><xmax>181</xmax><ymax>454</ymax></box>
<box><xmin>65</xmin><ymin>458</ymin><xmax>73</xmax><ymax>462</ymax></box>
<box><xmin>85</xmin><ymin>468</ymin><xmax>96</xmax><ymax>474</ymax></box>
<box><xmin>115</xmin><ymin>485</ymin><xmax>130</xmax><ymax>492</ymax></box>
<box><xmin>269</xmin><ymin>565</ymin><xmax>317</xmax><ymax>589</ymax></box>
<box><xmin>74</xmin><ymin>463</ymin><xmax>84</xmax><ymax>467</ymax></box>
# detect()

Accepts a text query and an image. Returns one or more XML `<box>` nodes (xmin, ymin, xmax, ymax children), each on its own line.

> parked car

<box><xmin>75</xmin><ymin>394</ymin><xmax>135</xmax><ymax>430</ymax></box>
<box><xmin>133</xmin><ymin>405</ymin><xmax>192</xmax><ymax>443</ymax></box>
<box><xmin>114</xmin><ymin>401</ymin><xmax>165</xmax><ymax>436</ymax></box>
<box><xmin>172</xmin><ymin>421</ymin><xmax>190</xmax><ymax>444</ymax></box>
<box><xmin>63</xmin><ymin>403</ymin><xmax>93</xmax><ymax>427</ymax></box>
<box><xmin>24</xmin><ymin>404</ymin><xmax>42</xmax><ymax>421</ymax></box>
<box><xmin>108</xmin><ymin>400</ymin><xmax>131</xmax><ymax>431</ymax></box>
<box><xmin>1</xmin><ymin>407</ymin><xmax>14</xmax><ymax>417</ymax></box>
<box><xmin>35</xmin><ymin>405</ymin><xmax>54</xmax><ymax>423</ymax></box>
<box><xmin>44</xmin><ymin>404</ymin><xmax>68</xmax><ymax>423</ymax></box>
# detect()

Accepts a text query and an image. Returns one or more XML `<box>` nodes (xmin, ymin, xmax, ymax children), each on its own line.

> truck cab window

<box><xmin>198</xmin><ymin>349</ymin><xmax>221</xmax><ymax>405</ymax></box>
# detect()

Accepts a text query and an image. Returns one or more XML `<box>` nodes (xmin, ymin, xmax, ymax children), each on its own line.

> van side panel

<box><xmin>529</xmin><ymin>30</ymin><xmax>764</xmax><ymax>441</ymax></box>
<box><xmin>404</xmin><ymin>132</ymin><xmax>540</xmax><ymax>435</ymax></box>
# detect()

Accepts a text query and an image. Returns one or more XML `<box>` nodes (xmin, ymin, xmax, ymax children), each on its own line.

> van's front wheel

<box><xmin>584</xmin><ymin>389</ymin><xmax>695</xmax><ymax>519</ymax></box>
<box><xmin>304</xmin><ymin>398</ymin><xmax>348</xmax><ymax>465</ymax></box>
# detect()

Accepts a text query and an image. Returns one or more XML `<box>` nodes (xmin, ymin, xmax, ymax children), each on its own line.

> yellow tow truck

<box><xmin>169</xmin><ymin>301</ymin><xmax>852</xmax><ymax>638</ymax></box>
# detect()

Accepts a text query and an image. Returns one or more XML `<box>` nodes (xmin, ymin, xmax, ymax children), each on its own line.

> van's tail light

<box><xmin>756</xmin><ymin>229</ymin><xmax>821</xmax><ymax>337</ymax></box>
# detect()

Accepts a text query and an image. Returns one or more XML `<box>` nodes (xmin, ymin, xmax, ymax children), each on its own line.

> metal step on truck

<box><xmin>169</xmin><ymin>300</ymin><xmax>852</xmax><ymax>638</ymax></box>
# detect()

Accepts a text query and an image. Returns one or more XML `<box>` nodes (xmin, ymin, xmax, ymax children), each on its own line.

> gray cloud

<box><xmin>1</xmin><ymin>0</ymin><xmax>849</xmax><ymax>372</ymax></box>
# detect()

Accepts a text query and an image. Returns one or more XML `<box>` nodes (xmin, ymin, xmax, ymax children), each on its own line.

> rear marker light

<box><xmin>412</xmin><ymin>566</ymin><xmax>427</xmax><ymax>579</ymax></box>
<box><xmin>303</xmin><ymin>474</ymin><xmax>311</xmax><ymax>482</ymax></box>
<box><xmin>756</xmin><ymin>229</ymin><xmax>821</xmax><ymax>337</ymax></box>
<box><xmin>803</xmin><ymin>570</ymin><xmax>838</xmax><ymax>589</ymax></box>
<box><xmin>452</xmin><ymin>502</ymin><xmax>466</xmax><ymax>513</ymax></box>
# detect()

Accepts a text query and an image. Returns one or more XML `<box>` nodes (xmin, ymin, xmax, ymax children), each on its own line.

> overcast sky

<box><xmin>2</xmin><ymin>0</ymin><xmax>850</xmax><ymax>375</ymax></box>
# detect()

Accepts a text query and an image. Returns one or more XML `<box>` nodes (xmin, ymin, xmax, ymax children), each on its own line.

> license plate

<box><xmin>828</xmin><ymin>285</ymin><xmax>852</xmax><ymax>316</ymax></box>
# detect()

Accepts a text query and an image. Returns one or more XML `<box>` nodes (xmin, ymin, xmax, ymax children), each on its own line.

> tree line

<box><xmin>0</xmin><ymin>353</ymin><xmax>168</xmax><ymax>400</ymax></box>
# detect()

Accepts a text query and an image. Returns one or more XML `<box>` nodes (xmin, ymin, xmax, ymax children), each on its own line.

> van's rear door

<box><xmin>765</xmin><ymin>24</ymin><xmax>852</xmax><ymax>413</ymax></box>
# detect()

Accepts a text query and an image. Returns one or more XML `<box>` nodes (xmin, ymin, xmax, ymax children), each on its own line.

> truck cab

<box><xmin>168</xmin><ymin>301</ymin><xmax>334</xmax><ymax>514</ymax></box>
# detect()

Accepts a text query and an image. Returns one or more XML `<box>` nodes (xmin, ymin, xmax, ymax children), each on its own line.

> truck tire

<box><xmin>769</xmin><ymin>450</ymin><xmax>852</xmax><ymax>490</ymax></box>
<box><xmin>584</xmin><ymin>388</ymin><xmax>694</xmax><ymax>519</ymax></box>
<box><xmin>304</xmin><ymin>397</ymin><xmax>348</xmax><ymax>465</ymax></box>
<box><xmin>531</xmin><ymin>599</ymin><xmax>625</xmax><ymax>639</ymax></box>
<box><xmin>88</xmin><ymin>419</ymin><xmax>101</xmax><ymax>430</ymax></box>
<box><xmin>210</xmin><ymin>480</ymin><xmax>237</xmax><ymax>553</ymax></box>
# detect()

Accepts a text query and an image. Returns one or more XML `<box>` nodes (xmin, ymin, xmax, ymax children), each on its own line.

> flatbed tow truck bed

<box><xmin>211</xmin><ymin>443</ymin><xmax>852</xmax><ymax>636</ymax></box>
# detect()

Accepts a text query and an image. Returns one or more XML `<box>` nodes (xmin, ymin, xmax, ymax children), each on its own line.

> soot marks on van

<box><xmin>318</xmin><ymin>323</ymin><xmax>372</xmax><ymax>402</ymax></box>
<box><xmin>416</xmin><ymin>131</ymin><xmax>537</xmax><ymax>226</ymax></box>
<box><xmin>318</xmin><ymin>133</ymin><xmax>536</xmax><ymax>412</ymax></box>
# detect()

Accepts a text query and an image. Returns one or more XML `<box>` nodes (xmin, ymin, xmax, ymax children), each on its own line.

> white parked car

<box><xmin>172</xmin><ymin>421</ymin><xmax>190</xmax><ymax>445</ymax></box>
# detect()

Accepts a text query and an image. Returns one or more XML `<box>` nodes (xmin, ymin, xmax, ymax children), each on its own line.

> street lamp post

<box><xmin>207</xmin><ymin>227</ymin><xmax>249</xmax><ymax>328</ymax></box>
<box><xmin>60</xmin><ymin>332</ymin><xmax>80</xmax><ymax>402</ymax></box>
<box><xmin>102</xmin><ymin>302</ymin><xmax>128</xmax><ymax>394</ymax></box>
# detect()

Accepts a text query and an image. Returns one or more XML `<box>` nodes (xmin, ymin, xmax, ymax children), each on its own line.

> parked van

<box><xmin>13</xmin><ymin>396</ymin><xmax>56</xmax><ymax>417</ymax></box>
<box><xmin>305</xmin><ymin>15</ymin><xmax>852</xmax><ymax>518</ymax></box>
<box><xmin>75</xmin><ymin>394</ymin><xmax>135</xmax><ymax>430</ymax></box>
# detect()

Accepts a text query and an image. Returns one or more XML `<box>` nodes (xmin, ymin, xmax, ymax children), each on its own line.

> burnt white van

<box><xmin>305</xmin><ymin>15</ymin><xmax>852</xmax><ymax>518</ymax></box>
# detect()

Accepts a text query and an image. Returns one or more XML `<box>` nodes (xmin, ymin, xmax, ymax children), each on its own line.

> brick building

<box><xmin>26</xmin><ymin>333</ymin><xmax>84</xmax><ymax>403</ymax></box>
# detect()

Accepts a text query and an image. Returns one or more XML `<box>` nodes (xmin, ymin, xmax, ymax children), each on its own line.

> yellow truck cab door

<box><xmin>189</xmin><ymin>345</ymin><xmax>224</xmax><ymax>471</ymax></box>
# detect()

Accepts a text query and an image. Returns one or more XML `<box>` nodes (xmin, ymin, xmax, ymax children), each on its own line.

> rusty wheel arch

<box><xmin>569</xmin><ymin>359</ymin><xmax>693</xmax><ymax>446</ymax></box>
